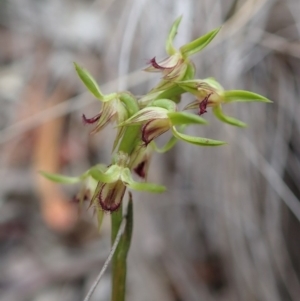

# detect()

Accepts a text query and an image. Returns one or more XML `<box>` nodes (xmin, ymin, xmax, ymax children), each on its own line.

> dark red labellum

<box><xmin>142</xmin><ymin>121</ymin><xmax>155</xmax><ymax>146</ymax></box>
<box><xmin>82</xmin><ymin>113</ymin><xmax>101</xmax><ymax>124</ymax></box>
<box><xmin>148</xmin><ymin>57</ymin><xmax>172</xmax><ymax>70</ymax></box>
<box><xmin>134</xmin><ymin>160</ymin><xmax>146</xmax><ymax>178</ymax></box>
<box><xmin>98</xmin><ymin>182</ymin><xmax>125</xmax><ymax>212</ymax></box>
<box><xmin>199</xmin><ymin>93</ymin><xmax>212</xmax><ymax>115</ymax></box>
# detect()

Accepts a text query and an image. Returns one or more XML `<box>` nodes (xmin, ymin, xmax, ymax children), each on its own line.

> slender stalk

<box><xmin>111</xmin><ymin>206</ymin><xmax>126</xmax><ymax>301</ymax></box>
<box><xmin>83</xmin><ymin>217</ymin><xmax>126</xmax><ymax>301</ymax></box>
<box><xmin>111</xmin><ymin>94</ymin><xmax>137</xmax><ymax>301</ymax></box>
<box><xmin>110</xmin><ymin>195</ymin><xmax>133</xmax><ymax>301</ymax></box>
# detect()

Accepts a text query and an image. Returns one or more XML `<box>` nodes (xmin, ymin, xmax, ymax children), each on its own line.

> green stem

<box><xmin>118</xmin><ymin>92</ymin><xmax>141</xmax><ymax>154</ymax></box>
<box><xmin>110</xmin><ymin>195</ymin><xmax>133</xmax><ymax>301</ymax></box>
<box><xmin>110</xmin><ymin>93</ymin><xmax>138</xmax><ymax>301</ymax></box>
<box><xmin>110</xmin><ymin>206</ymin><xmax>126</xmax><ymax>301</ymax></box>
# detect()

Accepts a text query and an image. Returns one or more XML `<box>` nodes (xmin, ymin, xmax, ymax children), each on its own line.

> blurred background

<box><xmin>1</xmin><ymin>0</ymin><xmax>300</xmax><ymax>300</ymax></box>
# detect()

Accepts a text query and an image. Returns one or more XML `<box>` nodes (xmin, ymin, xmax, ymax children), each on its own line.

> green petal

<box><xmin>118</xmin><ymin>107</ymin><xmax>169</xmax><ymax>126</ymax></box>
<box><xmin>223</xmin><ymin>90</ymin><xmax>271</xmax><ymax>103</ymax></box>
<box><xmin>166</xmin><ymin>16</ymin><xmax>182</xmax><ymax>55</ymax></box>
<box><xmin>172</xmin><ymin>126</ymin><xmax>226</xmax><ymax>146</ymax></box>
<box><xmin>149</xmin><ymin>99</ymin><xmax>177</xmax><ymax>111</ymax></box>
<box><xmin>183</xmin><ymin>100</ymin><xmax>200</xmax><ymax>111</ymax></box>
<box><xmin>74</xmin><ymin>63</ymin><xmax>104</xmax><ymax>100</ymax></box>
<box><xmin>119</xmin><ymin>92</ymin><xmax>139</xmax><ymax>117</ymax></box>
<box><xmin>182</xmin><ymin>62</ymin><xmax>196</xmax><ymax>80</ymax></box>
<box><xmin>89</xmin><ymin>165</ymin><xmax>121</xmax><ymax>183</ymax></box>
<box><xmin>212</xmin><ymin>105</ymin><xmax>247</xmax><ymax>127</ymax></box>
<box><xmin>176</xmin><ymin>80</ymin><xmax>214</xmax><ymax>95</ymax></box>
<box><xmin>180</xmin><ymin>27</ymin><xmax>221</xmax><ymax>58</ymax></box>
<box><xmin>87</xmin><ymin>164</ymin><xmax>105</xmax><ymax>180</ymax></box>
<box><xmin>39</xmin><ymin>171</ymin><xmax>83</xmax><ymax>184</ymax></box>
<box><xmin>168</xmin><ymin>111</ymin><xmax>208</xmax><ymax>125</ymax></box>
<box><xmin>121</xmin><ymin>168</ymin><xmax>166</xmax><ymax>193</ymax></box>
<box><xmin>154</xmin><ymin>86</ymin><xmax>185</xmax><ymax>100</ymax></box>
<box><xmin>151</xmin><ymin>136</ymin><xmax>178</xmax><ymax>153</ymax></box>
<box><xmin>150</xmin><ymin>79</ymin><xmax>177</xmax><ymax>93</ymax></box>
<box><xmin>202</xmin><ymin>77</ymin><xmax>224</xmax><ymax>92</ymax></box>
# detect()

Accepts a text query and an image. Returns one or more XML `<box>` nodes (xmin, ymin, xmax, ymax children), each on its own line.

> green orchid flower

<box><xmin>119</xmin><ymin>99</ymin><xmax>226</xmax><ymax>147</ymax></box>
<box><xmin>144</xmin><ymin>17</ymin><xmax>221</xmax><ymax>93</ymax></box>
<box><xmin>74</xmin><ymin>63</ymin><xmax>141</xmax><ymax>149</ymax></box>
<box><xmin>177</xmin><ymin>78</ymin><xmax>272</xmax><ymax>127</ymax></box>
<box><xmin>41</xmin><ymin>152</ymin><xmax>165</xmax><ymax>213</ymax></box>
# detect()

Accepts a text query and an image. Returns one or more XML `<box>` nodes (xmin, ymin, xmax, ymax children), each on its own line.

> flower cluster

<box><xmin>41</xmin><ymin>17</ymin><xmax>270</xmax><ymax>225</ymax></box>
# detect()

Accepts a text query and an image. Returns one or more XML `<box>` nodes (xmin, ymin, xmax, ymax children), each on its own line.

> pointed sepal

<box><xmin>121</xmin><ymin>168</ymin><xmax>166</xmax><ymax>193</ymax></box>
<box><xmin>151</xmin><ymin>136</ymin><xmax>178</xmax><ymax>153</ymax></box>
<box><xmin>172</xmin><ymin>126</ymin><xmax>226</xmax><ymax>146</ymax></box>
<box><xmin>39</xmin><ymin>171</ymin><xmax>83</xmax><ymax>184</ymax></box>
<box><xmin>180</xmin><ymin>27</ymin><xmax>221</xmax><ymax>58</ymax></box>
<box><xmin>166</xmin><ymin>16</ymin><xmax>182</xmax><ymax>55</ymax></box>
<box><xmin>168</xmin><ymin>111</ymin><xmax>208</xmax><ymax>125</ymax></box>
<box><xmin>212</xmin><ymin>105</ymin><xmax>247</xmax><ymax>127</ymax></box>
<box><xmin>89</xmin><ymin>165</ymin><xmax>122</xmax><ymax>183</ymax></box>
<box><xmin>223</xmin><ymin>90</ymin><xmax>272</xmax><ymax>103</ymax></box>
<box><xmin>74</xmin><ymin>63</ymin><xmax>104</xmax><ymax>100</ymax></box>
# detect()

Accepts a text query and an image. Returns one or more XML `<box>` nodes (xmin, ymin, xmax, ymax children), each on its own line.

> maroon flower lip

<box><xmin>148</xmin><ymin>57</ymin><xmax>173</xmax><ymax>70</ymax></box>
<box><xmin>98</xmin><ymin>181</ymin><xmax>126</xmax><ymax>212</ymax></box>
<box><xmin>99</xmin><ymin>198</ymin><xmax>122</xmax><ymax>212</ymax></box>
<box><xmin>82</xmin><ymin>113</ymin><xmax>101</xmax><ymax>124</ymax></box>
<box><xmin>141</xmin><ymin>119</ymin><xmax>170</xmax><ymax>146</ymax></box>
<box><xmin>199</xmin><ymin>93</ymin><xmax>212</xmax><ymax>115</ymax></box>
<box><xmin>133</xmin><ymin>160</ymin><xmax>146</xmax><ymax>178</ymax></box>
<box><xmin>142</xmin><ymin>120</ymin><xmax>155</xmax><ymax>145</ymax></box>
